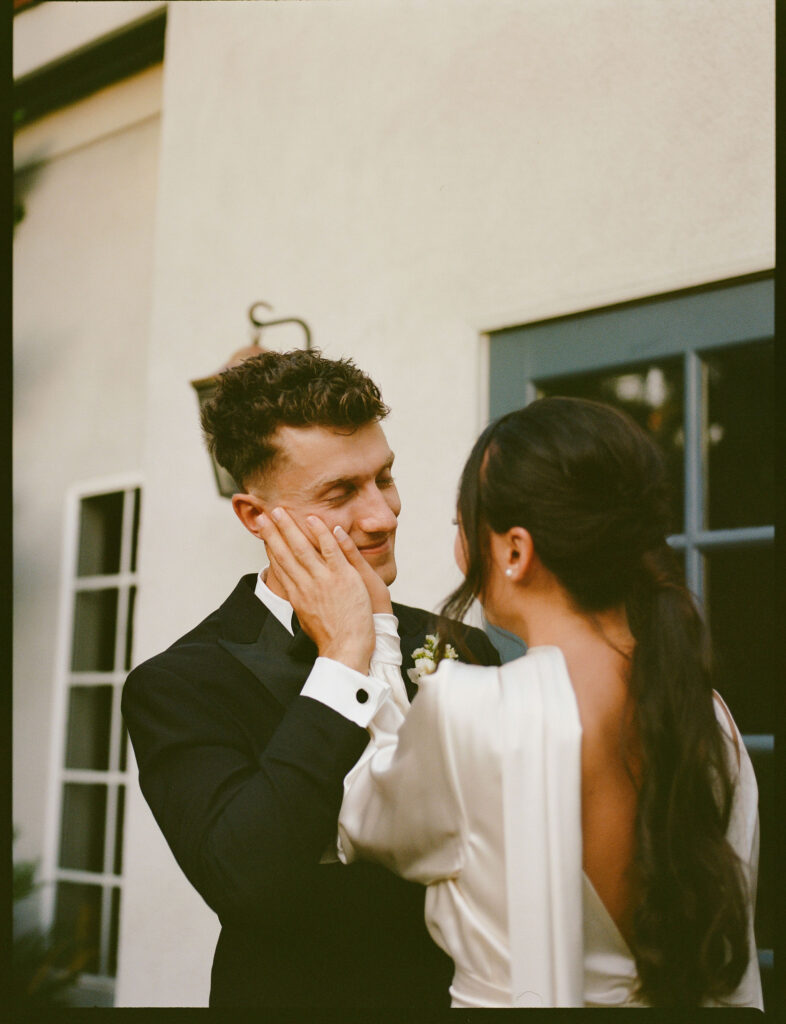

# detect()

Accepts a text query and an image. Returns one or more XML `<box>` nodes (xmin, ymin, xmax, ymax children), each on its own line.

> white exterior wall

<box><xmin>13</xmin><ymin>64</ymin><xmax>162</xmax><ymax>902</ymax></box>
<box><xmin>108</xmin><ymin>0</ymin><xmax>772</xmax><ymax>1006</ymax></box>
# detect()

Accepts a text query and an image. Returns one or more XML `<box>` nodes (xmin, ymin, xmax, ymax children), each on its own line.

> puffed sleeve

<box><xmin>337</xmin><ymin>659</ymin><xmax>465</xmax><ymax>885</ymax></box>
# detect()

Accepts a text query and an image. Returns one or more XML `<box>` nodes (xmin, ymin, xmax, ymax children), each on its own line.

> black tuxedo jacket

<box><xmin>122</xmin><ymin>573</ymin><xmax>500</xmax><ymax>1008</ymax></box>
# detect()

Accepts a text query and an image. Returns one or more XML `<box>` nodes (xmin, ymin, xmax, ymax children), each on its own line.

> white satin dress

<box><xmin>337</xmin><ymin>627</ymin><xmax>763</xmax><ymax>1009</ymax></box>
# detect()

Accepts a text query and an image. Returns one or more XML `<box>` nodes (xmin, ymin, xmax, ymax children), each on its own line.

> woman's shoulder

<box><xmin>712</xmin><ymin>691</ymin><xmax>758</xmax><ymax>795</ymax></box>
<box><xmin>414</xmin><ymin>657</ymin><xmax>502</xmax><ymax>730</ymax></box>
<box><xmin>423</xmin><ymin>646</ymin><xmax>569</xmax><ymax>694</ymax></box>
<box><xmin>412</xmin><ymin>659</ymin><xmax>507</xmax><ymax>776</ymax></box>
<box><xmin>420</xmin><ymin>646</ymin><xmax>575</xmax><ymax>728</ymax></box>
<box><xmin>419</xmin><ymin>655</ymin><xmax>500</xmax><ymax>696</ymax></box>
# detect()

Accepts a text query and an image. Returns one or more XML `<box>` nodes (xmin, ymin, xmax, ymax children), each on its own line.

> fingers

<box><xmin>331</xmin><ymin>524</ymin><xmax>369</xmax><ymax>573</ymax></box>
<box><xmin>303</xmin><ymin>517</ymin><xmax>366</xmax><ymax>580</ymax></box>
<box><xmin>256</xmin><ymin>507</ymin><xmax>323</xmax><ymax>585</ymax></box>
<box><xmin>332</xmin><ymin>524</ymin><xmax>393</xmax><ymax>615</ymax></box>
<box><xmin>304</xmin><ymin>515</ymin><xmax>345</xmax><ymax>562</ymax></box>
<box><xmin>265</xmin><ymin>549</ymin><xmax>296</xmax><ymax>599</ymax></box>
<box><xmin>270</xmin><ymin>507</ymin><xmax>322</xmax><ymax>564</ymax></box>
<box><xmin>258</xmin><ymin>509</ymin><xmax>390</xmax><ymax>616</ymax></box>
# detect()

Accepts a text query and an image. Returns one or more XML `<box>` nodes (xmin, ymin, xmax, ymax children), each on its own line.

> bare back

<box><xmin>561</xmin><ymin>644</ymin><xmax>639</xmax><ymax>946</ymax></box>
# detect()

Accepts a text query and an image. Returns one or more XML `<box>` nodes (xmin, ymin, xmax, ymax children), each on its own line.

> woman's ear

<box><xmin>499</xmin><ymin>526</ymin><xmax>534</xmax><ymax>582</ymax></box>
<box><xmin>231</xmin><ymin>492</ymin><xmax>267</xmax><ymax>538</ymax></box>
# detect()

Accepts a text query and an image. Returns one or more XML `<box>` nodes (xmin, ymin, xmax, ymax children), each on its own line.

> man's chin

<box><xmin>361</xmin><ymin>552</ymin><xmax>396</xmax><ymax>587</ymax></box>
<box><xmin>378</xmin><ymin>564</ymin><xmax>397</xmax><ymax>586</ymax></box>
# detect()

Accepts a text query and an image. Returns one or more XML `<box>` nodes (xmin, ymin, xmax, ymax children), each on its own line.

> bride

<box><xmin>258</xmin><ymin>396</ymin><xmax>762</xmax><ymax>1009</ymax></box>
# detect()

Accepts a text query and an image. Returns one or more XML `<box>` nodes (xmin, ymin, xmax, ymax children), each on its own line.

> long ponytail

<box><xmin>625</xmin><ymin>544</ymin><xmax>749</xmax><ymax>1005</ymax></box>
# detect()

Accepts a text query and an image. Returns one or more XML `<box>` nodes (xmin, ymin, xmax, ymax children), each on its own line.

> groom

<box><xmin>122</xmin><ymin>348</ymin><xmax>500</xmax><ymax>1008</ymax></box>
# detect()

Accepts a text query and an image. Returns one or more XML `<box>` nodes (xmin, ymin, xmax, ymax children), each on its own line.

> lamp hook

<box><xmin>247</xmin><ymin>302</ymin><xmax>312</xmax><ymax>351</ymax></box>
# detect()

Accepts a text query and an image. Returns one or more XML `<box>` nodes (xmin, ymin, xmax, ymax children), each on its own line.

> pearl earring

<box><xmin>505</xmin><ymin>568</ymin><xmax>514</xmax><ymax>578</ymax></box>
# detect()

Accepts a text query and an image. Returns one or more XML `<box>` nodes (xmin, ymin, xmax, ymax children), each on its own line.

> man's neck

<box><xmin>262</xmin><ymin>566</ymin><xmax>289</xmax><ymax>601</ymax></box>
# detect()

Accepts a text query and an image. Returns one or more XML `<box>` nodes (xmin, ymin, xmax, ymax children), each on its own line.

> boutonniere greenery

<box><xmin>407</xmin><ymin>633</ymin><xmax>459</xmax><ymax>685</ymax></box>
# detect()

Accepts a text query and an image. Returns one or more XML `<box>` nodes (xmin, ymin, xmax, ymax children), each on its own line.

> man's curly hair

<box><xmin>200</xmin><ymin>348</ymin><xmax>390</xmax><ymax>490</ymax></box>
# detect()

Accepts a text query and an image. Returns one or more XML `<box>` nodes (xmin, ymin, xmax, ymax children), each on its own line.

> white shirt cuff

<box><xmin>300</xmin><ymin>656</ymin><xmax>391</xmax><ymax>728</ymax></box>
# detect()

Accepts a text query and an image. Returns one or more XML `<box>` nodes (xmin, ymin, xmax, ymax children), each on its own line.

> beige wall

<box><xmin>13</xmin><ymin>64</ymin><xmax>162</xmax><ymax>888</ymax></box>
<box><xmin>113</xmin><ymin>0</ymin><xmax>772</xmax><ymax>1006</ymax></box>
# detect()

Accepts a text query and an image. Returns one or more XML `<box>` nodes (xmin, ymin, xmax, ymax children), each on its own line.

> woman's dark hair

<box><xmin>201</xmin><ymin>348</ymin><xmax>389</xmax><ymax>490</ymax></box>
<box><xmin>443</xmin><ymin>396</ymin><xmax>749</xmax><ymax>1007</ymax></box>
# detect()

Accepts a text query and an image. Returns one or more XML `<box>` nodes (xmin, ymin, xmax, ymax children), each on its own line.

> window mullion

<box><xmin>110</xmin><ymin>587</ymin><xmax>130</xmax><ymax>761</ymax></box>
<box><xmin>694</xmin><ymin>526</ymin><xmax>774</xmax><ymax>549</ymax></box>
<box><xmin>683</xmin><ymin>351</ymin><xmax>705</xmax><ymax>602</ymax></box>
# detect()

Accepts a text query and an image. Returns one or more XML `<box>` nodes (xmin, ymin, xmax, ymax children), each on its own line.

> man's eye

<box><xmin>377</xmin><ymin>475</ymin><xmax>395</xmax><ymax>488</ymax></box>
<box><xmin>326</xmin><ymin>489</ymin><xmax>352</xmax><ymax>504</ymax></box>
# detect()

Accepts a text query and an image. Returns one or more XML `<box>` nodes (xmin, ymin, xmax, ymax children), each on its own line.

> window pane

<box><xmin>130</xmin><ymin>488</ymin><xmax>141</xmax><ymax>572</ymax></box>
<box><xmin>113</xmin><ymin>787</ymin><xmax>125</xmax><ymax>876</ymax></box>
<box><xmin>119</xmin><ymin>723</ymin><xmax>128</xmax><ymax>773</ymax></box>
<box><xmin>77</xmin><ymin>493</ymin><xmax>124</xmax><ymax>577</ymax></box>
<box><xmin>64</xmin><ymin>686</ymin><xmax>113</xmax><ymax>770</ymax></box>
<box><xmin>108</xmin><ymin>887</ymin><xmax>122</xmax><ymax>977</ymax></box>
<box><xmin>536</xmin><ymin>358</ymin><xmax>684</xmax><ymax>534</ymax></box>
<box><xmin>704</xmin><ymin>341</ymin><xmax>774</xmax><ymax>530</ymax></box>
<box><xmin>71</xmin><ymin>589</ymin><xmax>118</xmax><ymax>672</ymax></box>
<box><xmin>52</xmin><ymin>882</ymin><xmax>101</xmax><ymax>974</ymax></box>
<box><xmin>124</xmin><ymin>586</ymin><xmax>137</xmax><ymax>670</ymax></box>
<box><xmin>748</xmin><ymin>746</ymin><xmax>773</xmax><ymax>952</ymax></box>
<box><xmin>58</xmin><ymin>784</ymin><xmax>107</xmax><ymax>873</ymax></box>
<box><xmin>704</xmin><ymin>546</ymin><xmax>774</xmax><ymax>735</ymax></box>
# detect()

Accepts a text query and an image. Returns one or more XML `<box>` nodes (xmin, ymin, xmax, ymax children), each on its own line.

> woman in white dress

<box><xmin>258</xmin><ymin>397</ymin><xmax>762</xmax><ymax>1009</ymax></box>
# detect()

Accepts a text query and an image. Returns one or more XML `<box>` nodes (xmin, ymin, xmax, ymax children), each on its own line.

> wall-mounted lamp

<box><xmin>190</xmin><ymin>302</ymin><xmax>313</xmax><ymax>497</ymax></box>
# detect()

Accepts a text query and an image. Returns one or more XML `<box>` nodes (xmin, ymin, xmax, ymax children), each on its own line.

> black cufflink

<box><xmin>356</xmin><ymin>688</ymin><xmax>369</xmax><ymax>704</ymax></box>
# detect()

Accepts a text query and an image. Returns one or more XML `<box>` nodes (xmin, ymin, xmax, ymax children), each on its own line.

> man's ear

<box><xmin>231</xmin><ymin>492</ymin><xmax>267</xmax><ymax>539</ymax></box>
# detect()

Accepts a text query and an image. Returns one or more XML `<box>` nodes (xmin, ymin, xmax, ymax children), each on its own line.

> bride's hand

<box><xmin>330</xmin><ymin>525</ymin><xmax>394</xmax><ymax>616</ymax></box>
<box><xmin>257</xmin><ymin>507</ymin><xmax>375</xmax><ymax>673</ymax></box>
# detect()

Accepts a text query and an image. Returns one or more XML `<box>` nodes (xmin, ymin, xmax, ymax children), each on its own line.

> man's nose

<box><xmin>356</xmin><ymin>487</ymin><xmax>398</xmax><ymax>534</ymax></box>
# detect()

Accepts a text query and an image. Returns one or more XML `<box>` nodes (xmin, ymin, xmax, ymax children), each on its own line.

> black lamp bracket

<box><xmin>248</xmin><ymin>302</ymin><xmax>312</xmax><ymax>350</ymax></box>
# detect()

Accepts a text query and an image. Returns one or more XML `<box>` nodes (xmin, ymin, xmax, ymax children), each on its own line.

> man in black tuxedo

<box><xmin>122</xmin><ymin>349</ymin><xmax>499</xmax><ymax>1008</ymax></box>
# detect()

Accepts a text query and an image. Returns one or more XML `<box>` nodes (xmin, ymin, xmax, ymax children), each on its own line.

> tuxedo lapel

<box><xmin>393</xmin><ymin>602</ymin><xmax>433</xmax><ymax>701</ymax></box>
<box><xmin>288</xmin><ymin>614</ymin><xmax>319</xmax><ymax>663</ymax></box>
<box><xmin>215</xmin><ymin>578</ymin><xmax>435</xmax><ymax>706</ymax></box>
<box><xmin>217</xmin><ymin>574</ymin><xmax>312</xmax><ymax>708</ymax></box>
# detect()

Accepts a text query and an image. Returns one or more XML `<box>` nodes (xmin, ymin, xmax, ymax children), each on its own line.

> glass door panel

<box><xmin>537</xmin><ymin>357</ymin><xmax>685</xmax><ymax>534</ymax></box>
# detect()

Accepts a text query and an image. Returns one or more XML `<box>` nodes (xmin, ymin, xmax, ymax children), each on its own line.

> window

<box><xmin>43</xmin><ymin>482</ymin><xmax>141</xmax><ymax>1004</ymax></box>
<box><xmin>488</xmin><ymin>275</ymin><xmax>774</xmax><ymax>1004</ymax></box>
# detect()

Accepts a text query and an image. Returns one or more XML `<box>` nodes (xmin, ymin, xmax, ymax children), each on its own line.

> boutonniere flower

<box><xmin>407</xmin><ymin>633</ymin><xmax>459</xmax><ymax>684</ymax></box>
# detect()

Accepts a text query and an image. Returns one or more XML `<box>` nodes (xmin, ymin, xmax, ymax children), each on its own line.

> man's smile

<box><xmin>357</xmin><ymin>537</ymin><xmax>393</xmax><ymax>556</ymax></box>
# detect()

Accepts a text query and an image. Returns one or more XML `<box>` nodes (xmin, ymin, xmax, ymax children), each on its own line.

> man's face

<box><xmin>257</xmin><ymin>421</ymin><xmax>401</xmax><ymax>585</ymax></box>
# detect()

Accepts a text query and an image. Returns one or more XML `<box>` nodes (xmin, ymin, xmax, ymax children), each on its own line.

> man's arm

<box><xmin>122</xmin><ymin>660</ymin><xmax>372</xmax><ymax>929</ymax></box>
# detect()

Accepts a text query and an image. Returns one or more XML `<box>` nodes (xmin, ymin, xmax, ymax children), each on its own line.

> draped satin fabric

<box><xmin>338</xmin><ymin>641</ymin><xmax>763</xmax><ymax>1009</ymax></box>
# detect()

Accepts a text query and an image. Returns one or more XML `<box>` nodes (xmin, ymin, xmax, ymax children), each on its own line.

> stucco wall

<box><xmin>13</xmin><ymin>65</ymin><xmax>162</xmax><ymax>908</ymax></box>
<box><xmin>117</xmin><ymin>0</ymin><xmax>773</xmax><ymax>1006</ymax></box>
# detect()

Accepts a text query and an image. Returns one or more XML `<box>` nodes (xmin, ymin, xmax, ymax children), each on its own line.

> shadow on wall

<box><xmin>13</xmin><ymin>141</ymin><xmax>51</xmax><ymax>232</ymax></box>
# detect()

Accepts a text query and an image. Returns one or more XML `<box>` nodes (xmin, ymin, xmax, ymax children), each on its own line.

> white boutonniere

<box><xmin>407</xmin><ymin>633</ymin><xmax>459</xmax><ymax>685</ymax></box>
